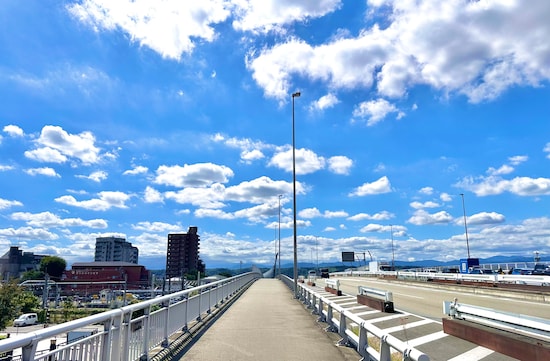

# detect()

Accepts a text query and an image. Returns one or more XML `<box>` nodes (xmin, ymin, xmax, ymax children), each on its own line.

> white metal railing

<box><xmin>281</xmin><ymin>275</ymin><xmax>429</xmax><ymax>361</ymax></box>
<box><xmin>358</xmin><ymin>286</ymin><xmax>393</xmax><ymax>303</ymax></box>
<box><xmin>330</xmin><ymin>270</ymin><xmax>550</xmax><ymax>286</ymax></box>
<box><xmin>443</xmin><ymin>299</ymin><xmax>550</xmax><ymax>341</ymax></box>
<box><xmin>0</xmin><ymin>272</ymin><xmax>260</xmax><ymax>361</ymax></box>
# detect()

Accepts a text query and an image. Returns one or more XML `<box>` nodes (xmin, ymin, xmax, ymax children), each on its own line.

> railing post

<box><xmin>105</xmin><ymin>315</ymin><xmax>118</xmax><ymax>361</ymax></box>
<box><xmin>357</xmin><ymin>322</ymin><xmax>368</xmax><ymax>360</ymax></box>
<box><xmin>380</xmin><ymin>334</ymin><xmax>391</xmax><ymax>361</ymax></box>
<box><xmin>337</xmin><ymin>310</ymin><xmax>348</xmax><ymax>346</ymax></box>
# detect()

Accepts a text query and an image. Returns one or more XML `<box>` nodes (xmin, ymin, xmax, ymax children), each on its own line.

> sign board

<box><xmin>341</xmin><ymin>251</ymin><xmax>355</xmax><ymax>262</ymax></box>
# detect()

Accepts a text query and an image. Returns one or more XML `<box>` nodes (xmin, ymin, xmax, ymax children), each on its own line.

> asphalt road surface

<box><xmin>333</xmin><ymin>276</ymin><xmax>549</xmax><ymax>321</ymax></box>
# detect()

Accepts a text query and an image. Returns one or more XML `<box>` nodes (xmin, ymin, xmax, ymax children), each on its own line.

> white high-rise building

<box><xmin>94</xmin><ymin>237</ymin><xmax>139</xmax><ymax>264</ymax></box>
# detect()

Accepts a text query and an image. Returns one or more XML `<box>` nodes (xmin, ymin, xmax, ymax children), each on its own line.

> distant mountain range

<box><xmin>264</xmin><ymin>255</ymin><xmax>549</xmax><ymax>271</ymax></box>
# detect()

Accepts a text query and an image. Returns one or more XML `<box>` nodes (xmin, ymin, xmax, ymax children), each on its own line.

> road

<box><xmin>333</xmin><ymin>276</ymin><xmax>550</xmax><ymax>321</ymax></box>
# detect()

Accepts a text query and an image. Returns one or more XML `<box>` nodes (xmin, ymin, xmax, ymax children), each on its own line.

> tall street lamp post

<box><xmin>292</xmin><ymin>91</ymin><xmax>300</xmax><ymax>298</ymax></box>
<box><xmin>459</xmin><ymin>193</ymin><xmax>471</xmax><ymax>259</ymax></box>
<box><xmin>390</xmin><ymin>225</ymin><xmax>395</xmax><ymax>270</ymax></box>
<box><xmin>278</xmin><ymin>194</ymin><xmax>283</xmax><ymax>277</ymax></box>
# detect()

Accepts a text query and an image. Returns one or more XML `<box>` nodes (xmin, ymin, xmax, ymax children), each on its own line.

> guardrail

<box><xmin>0</xmin><ymin>272</ymin><xmax>260</xmax><ymax>361</ymax></box>
<box><xmin>443</xmin><ymin>299</ymin><xmax>550</xmax><ymax>341</ymax></box>
<box><xmin>280</xmin><ymin>275</ymin><xmax>429</xmax><ymax>361</ymax></box>
<box><xmin>324</xmin><ymin>279</ymin><xmax>341</xmax><ymax>295</ymax></box>
<box><xmin>442</xmin><ymin>298</ymin><xmax>550</xmax><ymax>359</ymax></box>
<box><xmin>330</xmin><ymin>270</ymin><xmax>550</xmax><ymax>286</ymax></box>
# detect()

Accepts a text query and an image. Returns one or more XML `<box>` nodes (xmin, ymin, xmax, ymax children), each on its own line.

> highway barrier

<box><xmin>281</xmin><ymin>275</ymin><xmax>429</xmax><ymax>361</ymax></box>
<box><xmin>443</xmin><ymin>298</ymin><xmax>550</xmax><ymax>360</ymax></box>
<box><xmin>357</xmin><ymin>286</ymin><xmax>394</xmax><ymax>313</ymax></box>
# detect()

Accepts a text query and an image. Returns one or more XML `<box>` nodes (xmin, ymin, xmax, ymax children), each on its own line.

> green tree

<box><xmin>40</xmin><ymin>256</ymin><xmax>67</xmax><ymax>280</ymax></box>
<box><xmin>20</xmin><ymin>269</ymin><xmax>44</xmax><ymax>281</ymax></box>
<box><xmin>0</xmin><ymin>281</ymin><xmax>39</xmax><ymax>330</ymax></box>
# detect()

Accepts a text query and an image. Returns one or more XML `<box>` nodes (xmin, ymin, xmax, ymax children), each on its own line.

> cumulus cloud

<box><xmin>410</xmin><ymin>201</ymin><xmax>440</xmax><ymax>209</ymax></box>
<box><xmin>30</xmin><ymin>125</ymin><xmax>101</xmax><ymax>165</ymax></box>
<box><xmin>348</xmin><ymin>211</ymin><xmax>394</xmax><ymax>221</ymax></box>
<box><xmin>457</xmin><ymin>175</ymin><xmax>550</xmax><ymax>196</ymax></box>
<box><xmin>55</xmin><ymin>191</ymin><xmax>131</xmax><ymax>211</ymax></box>
<box><xmin>466</xmin><ymin>212</ymin><xmax>505</xmax><ymax>226</ymax></box>
<box><xmin>0</xmin><ymin>198</ymin><xmax>23</xmax><ymax>210</ymax></box>
<box><xmin>407</xmin><ymin>209</ymin><xmax>454</xmax><ymax>225</ymax></box>
<box><xmin>154</xmin><ymin>163</ymin><xmax>234</xmax><ymax>188</ymax></box>
<box><xmin>269</xmin><ymin>147</ymin><xmax>325</xmax><ymax>175</ymax></box>
<box><xmin>123</xmin><ymin>166</ymin><xmax>148</xmax><ymax>175</ymax></box>
<box><xmin>247</xmin><ymin>0</ymin><xmax>550</xmax><ymax>108</ymax></box>
<box><xmin>309</xmin><ymin>93</ymin><xmax>340</xmax><ymax>112</ymax></box>
<box><xmin>67</xmin><ymin>0</ymin><xmax>231</xmax><ymax>60</ymax></box>
<box><xmin>232</xmin><ymin>0</ymin><xmax>342</xmax><ymax>33</ymax></box>
<box><xmin>25</xmin><ymin>167</ymin><xmax>60</xmax><ymax>177</ymax></box>
<box><xmin>3</xmin><ymin>125</ymin><xmax>24</xmax><ymax>137</ymax></box>
<box><xmin>349</xmin><ymin>176</ymin><xmax>392</xmax><ymax>196</ymax></box>
<box><xmin>10</xmin><ymin>211</ymin><xmax>108</xmax><ymax>229</ymax></box>
<box><xmin>327</xmin><ymin>156</ymin><xmax>353</xmax><ymax>175</ymax></box>
<box><xmin>352</xmin><ymin>98</ymin><xmax>401</xmax><ymax>126</ymax></box>
<box><xmin>143</xmin><ymin>186</ymin><xmax>164</xmax><ymax>203</ymax></box>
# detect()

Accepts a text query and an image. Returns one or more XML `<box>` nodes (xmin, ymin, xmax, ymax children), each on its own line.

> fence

<box><xmin>280</xmin><ymin>275</ymin><xmax>429</xmax><ymax>361</ymax></box>
<box><xmin>0</xmin><ymin>271</ymin><xmax>260</xmax><ymax>361</ymax></box>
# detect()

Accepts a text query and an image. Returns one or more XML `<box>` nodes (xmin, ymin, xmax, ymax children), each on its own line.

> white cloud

<box><xmin>67</xmin><ymin>0</ymin><xmax>231</xmax><ymax>60</ymax></box>
<box><xmin>143</xmin><ymin>186</ymin><xmax>164</xmax><ymax>203</ymax></box>
<box><xmin>154</xmin><ymin>162</ymin><xmax>234</xmax><ymax>188</ymax></box>
<box><xmin>309</xmin><ymin>93</ymin><xmax>340</xmax><ymax>112</ymax></box>
<box><xmin>299</xmin><ymin>208</ymin><xmax>348</xmax><ymax>219</ymax></box>
<box><xmin>25</xmin><ymin>167</ymin><xmax>60</xmax><ymax>177</ymax></box>
<box><xmin>77</xmin><ymin>170</ymin><xmax>108</xmax><ymax>182</ymax></box>
<box><xmin>352</xmin><ymin>98</ymin><xmax>400</xmax><ymax>126</ymax></box>
<box><xmin>487</xmin><ymin>165</ymin><xmax>514</xmax><ymax>176</ymax></box>
<box><xmin>247</xmin><ymin>1</ymin><xmax>550</xmax><ymax>105</ymax></box>
<box><xmin>544</xmin><ymin>143</ymin><xmax>550</xmax><ymax>159</ymax></box>
<box><xmin>407</xmin><ymin>209</ymin><xmax>454</xmax><ymax>225</ymax></box>
<box><xmin>55</xmin><ymin>191</ymin><xmax>131</xmax><ymax>211</ymax></box>
<box><xmin>508</xmin><ymin>155</ymin><xmax>528</xmax><ymax>166</ymax></box>
<box><xmin>25</xmin><ymin>147</ymin><xmax>68</xmax><ymax>163</ymax></box>
<box><xmin>458</xmin><ymin>175</ymin><xmax>550</xmax><ymax>196</ymax></box>
<box><xmin>410</xmin><ymin>201</ymin><xmax>440</xmax><ymax>209</ymax></box>
<box><xmin>3</xmin><ymin>125</ymin><xmax>24</xmax><ymax>137</ymax></box>
<box><xmin>123</xmin><ymin>165</ymin><xmax>148</xmax><ymax>175</ymax></box>
<box><xmin>10</xmin><ymin>211</ymin><xmax>108</xmax><ymax>229</ymax></box>
<box><xmin>419</xmin><ymin>187</ymin><xmax>433</xmax><ymax>195</ymax></box>
<box><xmin>327</xmin><ymin>156</ymin><xmax>353</xmax><ymax>175</ymax></box>
<box><xmin>232</xmin><ymin>0</ymin><xmax>342</xmax><ymax>33</ymax></box>
<box><xmin>349</xmin><ymin>176</ymin><xmax>392</xmax><ymax>196</ymax></box>
<box><xmin>132</xmin><ymin>221</ymin><xmax>182</xmax><ymax>232</ymax></box>
<box><xmin>0</xmin><ymin>198</ymin><xmax>23</xmax><ymax>210</ymax></box>
<box><xmin>32</xmin><ymin>126</ymin><xmax>101</xmax><ymax>165</ymax></box>
<box><xmin>440</xmin><ymin>193</ymin><xmax>452</xmax><ymax>202</ymax></box>
<box><xmin>348</xmin><ymin>211</ymin><xmax>394</xmax><ymax>221</ymax></box>
<box><xmin>269</xmin><ymin>147</ymin><xmax>325</xmax><ymax>175</ymax></box>
<box><xmin>466</xmin><ymin>212</ymin><xmax>505</xmax><ymax>226</ymax></box>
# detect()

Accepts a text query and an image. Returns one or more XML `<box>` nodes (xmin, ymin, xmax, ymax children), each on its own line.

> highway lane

<box><xmin>332</xmin><ymin>276</ymin><xmax>550</xmax><ymax>321</ymax></box>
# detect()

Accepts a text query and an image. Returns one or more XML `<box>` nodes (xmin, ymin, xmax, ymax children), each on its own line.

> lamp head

<box><xmin>292</xmin><ymin>92</ymin><xmax>301</xmax><ymax>98</ymax></box>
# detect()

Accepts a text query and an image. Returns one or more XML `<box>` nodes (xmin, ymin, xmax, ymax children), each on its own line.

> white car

<box><xmin>13</xmin><ymin>313</ymin><xmax>38</xmax><ymax>327</ymax></box>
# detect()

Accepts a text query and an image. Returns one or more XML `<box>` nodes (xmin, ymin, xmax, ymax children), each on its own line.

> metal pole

<box><xmin>292</xmin><ymin>91</ymin><xmax>300</xmax><ymax>298</ymax></box>
<box><xmin>460</xmin><ymin>193</ymin><xmax>471</xmax><ymax>258</ymax></box>
<box><xmin>390</xmin><ymin>225</ymin><xmax>395</xmax><ymax>270</ymax></box>
<box><xmin>278</xmin><ymin>194</ymin><xmax>282</xmax><ymax>277</ymax></box>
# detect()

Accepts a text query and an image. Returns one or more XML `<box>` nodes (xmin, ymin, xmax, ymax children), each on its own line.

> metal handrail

<box><xmin>0</xmin><ymin>272</ymin><xmax>261</xmax><ymax>361</ymax></box>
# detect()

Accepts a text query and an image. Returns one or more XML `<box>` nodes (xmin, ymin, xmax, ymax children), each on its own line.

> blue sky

<box><xmin>1</xmin><ymin>0</ymin><xmax>549</xmax><ymax>270</ymax></box>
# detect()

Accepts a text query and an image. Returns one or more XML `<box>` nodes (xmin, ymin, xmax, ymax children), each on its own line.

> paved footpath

<box><xmin>177</xmin><ymin>278</ymin><xmax>352</xmax><ymax>361</ymax></box>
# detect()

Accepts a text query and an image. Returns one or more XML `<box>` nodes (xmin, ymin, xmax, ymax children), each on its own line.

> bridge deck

<box><xmin>175</xmin><ymin>278</ymin><xmax>353</xmax><ymax>361</ymax></box>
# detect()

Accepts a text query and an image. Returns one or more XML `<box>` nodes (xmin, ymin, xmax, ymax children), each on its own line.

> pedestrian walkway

<box><xmin>176</xmin><ymin>278</ymin><xmax>352</xmax><ymax>361</ymax></box>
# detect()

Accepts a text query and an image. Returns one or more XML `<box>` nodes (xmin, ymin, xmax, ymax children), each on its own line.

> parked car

<box><xmin>510</xmin><ymin>268</ymin><xmax>532</xmax><ymax>275</ymax></box>
<box><xmin>320</xmin><ymin>268</ymin><xmax>330</xmax><ymax>278</ymax></box>
<box><xmin>13</xmin><ymin>313</ymin><xmax>38</xmax><ymax>327</ymax></box>
<box><xmin>307</xmin><ymin>270</ymin><xmax>317</xmax><ymax>278</ymax></box>
<box><xmin>532</xmin><ymin>263</ymin><xmax>550</xmax><ymax>276</ymax></box>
